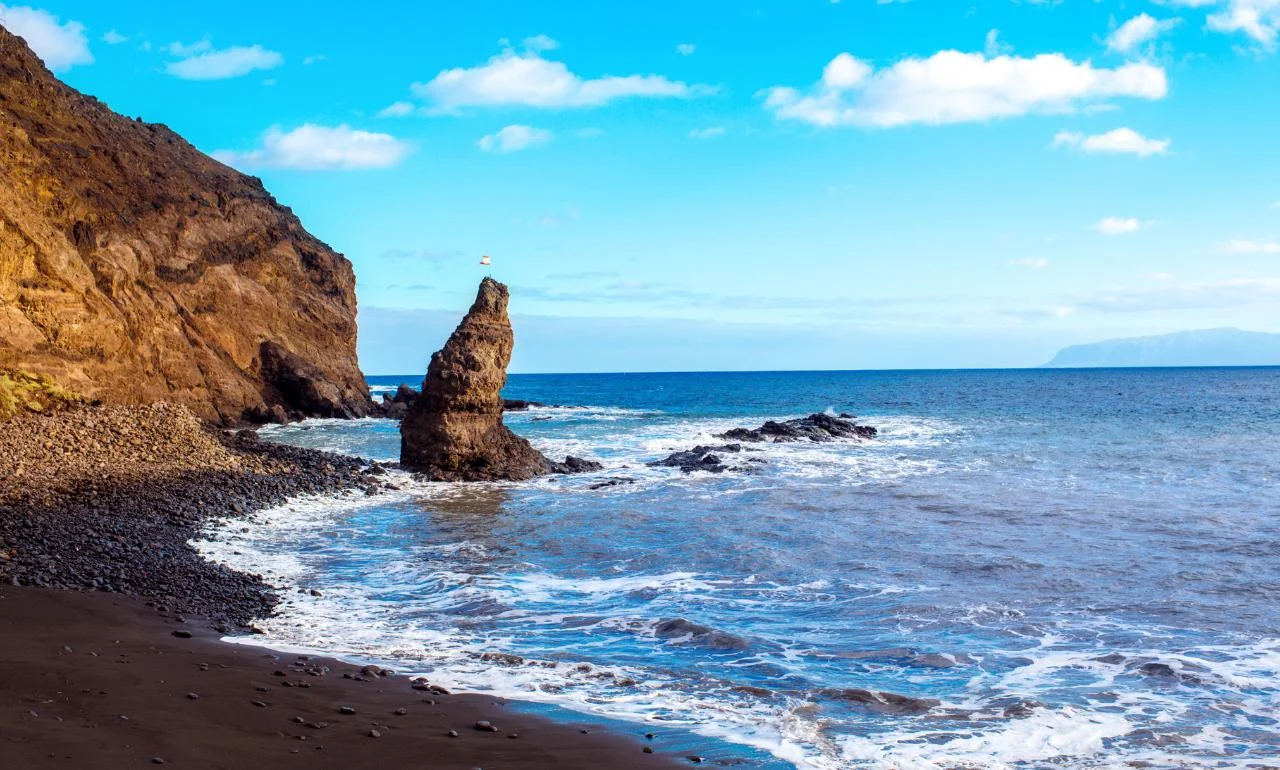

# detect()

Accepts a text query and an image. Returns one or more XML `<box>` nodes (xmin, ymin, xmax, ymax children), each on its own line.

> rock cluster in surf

<box><xmin>717</xmin><ymin>412</ymin><xmax>877</xmax><ymax>443</ymax></box>
<box><xmin>399</xmin><ymin>278</ymin><xmax>599</xmax><ymax>481</ymax></box>
<box><xmin>651</xmin><ymin>413</ymin><xmax>878</xmax><ymax>473</ymax></box>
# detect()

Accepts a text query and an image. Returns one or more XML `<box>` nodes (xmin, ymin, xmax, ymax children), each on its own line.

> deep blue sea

<box><xmin>195</xmin><ymin>368</ymin><xmax>1280</xmax><ymax>769</ymax></box>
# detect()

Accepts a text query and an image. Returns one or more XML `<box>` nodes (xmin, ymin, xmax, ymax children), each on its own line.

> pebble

<box><xmin>392</xmin><ymin>707</ymin><xmax>407</xmax><ymax>716</ymax></box>
<box><xmin>338</xmin><ymin>706</ymin><xmax>356</xmax><ymax>715</ymax></box>
<box><xmin>186</xmin><ymin>692</ymin><xmax>199</xmax><ymax>700</ymax></box>
<box><xmin>251</xmin><ymin>700</ymin><xmax>267</xmax><ymax>708</ymax></box>
<box><xmin>447</xmin><ymin>730</ymin><xmax>459</xmax><ymax>738</ymax></box>
<box><xmin>170</xmin><ymin>631</ymin><xmax>192</xmax><ymax>639</ymax></box>
<box><xmin>643</xmin><ymin>746</ymin><xmax>654</xmax><ymax>754</ymax></box>
<box><xmin>151</xmin><ymin>759</ymin><xmax>165</xmax><ymax>765</ymax></box>
<box><xmin>367</xmin><ymin>729</ymin><xmax>381</xmax><ymax>739</ymax></box>
<box><xmin>473</xmin><ymin>720</ymin><xmax>499</xmax><ymax>732</ymax></box>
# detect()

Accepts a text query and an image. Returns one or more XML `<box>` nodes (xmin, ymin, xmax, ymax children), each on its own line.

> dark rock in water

<box><xmin>399</xmin><ymin>279</ymin><xmax>599</xmax><ymax>480</ymax></box>
<box><xmin>551</xmin><ymin>456</ymin><xmax>605</xmax><ymax>474</ymax></box>
<box><xmin>502</xmin><ymin>399</ymin><xmax>547</xmax><ymax>411</ymax></box>
<box><xmin>717</xmin><ymin>413</ymin><xmax>876</xmax><ymax>443</ymax></box>
<box><xmin>653</xmin><ymin>618</ymin><xmax>750</xmax><ymax>651</ymax></box>
<box><xmin>393</xmin><ymin>385</ymin><xmax>420</xmax><ymax>404</ymax></box>
<box><xmin>819</xmin><ymin>687</ymin><xmax>939</xmax><ymax>715</ymax></box>
<box><xmin>588</xmin><ymin>478</ymin><xmax>635</xmax><ymax>490</ymax></box>
<box><xmin>649</xmin><ymin>444</ymin><xmax>756</xmax><ymax>474</ymax></box>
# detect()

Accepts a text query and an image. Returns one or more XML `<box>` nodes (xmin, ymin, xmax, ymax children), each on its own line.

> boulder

<box><xmin>400</xmin><ymin>279</ymin><xmax>597</xmax><ymax>480</ymax></box>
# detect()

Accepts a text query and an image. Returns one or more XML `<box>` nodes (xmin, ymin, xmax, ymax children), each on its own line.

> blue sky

<box><xmin>3</xmin><ymin>1</ymin><xmax>1279</xmax><ymax>373</ymax></box>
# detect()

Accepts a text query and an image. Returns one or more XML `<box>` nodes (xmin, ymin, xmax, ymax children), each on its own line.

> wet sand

<box><xmin>0</xmin><ymin>586</ymin><xmax>684</xmax><ymax>769</ymax></box>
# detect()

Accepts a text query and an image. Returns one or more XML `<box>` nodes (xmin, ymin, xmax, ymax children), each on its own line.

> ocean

<box><xmin>194</xmin><ymin>368</ymin><xmax>1280</xmax><ymax>769</ymax></box>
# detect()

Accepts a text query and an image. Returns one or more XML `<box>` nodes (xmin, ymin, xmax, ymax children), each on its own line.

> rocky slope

<box><xmin>401</xmin><ymin>278</ymin><xmax>598</xmax><ymax>481</ymax></box>
<box><xmin>0</xmin><ymin>26</ymin><xmax>368</xmax><ymax>424</ymax></box>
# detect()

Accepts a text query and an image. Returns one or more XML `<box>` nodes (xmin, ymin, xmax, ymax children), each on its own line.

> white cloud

<box><xmin>213</xmin><ymin>124</ymin><xmax>412</xmax><ymax>170</ymax></box>
<box><xmin>102</xmin><ymin>29</ymin><xmax>127</xmax><ymax>45</ymax></box>
<box><xmin>1053</xmin><ymin>127</ymin><xmax>1171</xmax><ymax>156</ymax></box>
<box><xmin>1220</xmin><ymin>238</ymin><xmax>1280</xmax><ymax>253</ymax></box>
<box><xmin>761</xmin><ymin>50</ymin><xmax>1166</xmax><ymax>128</ymax></box>
<box><xmin>378</xmin><ymin>101</ymin><xmax>416</xmax><ymax>118</ymax></box>
<box><xmin>165</xmin><ymin>42</ymin><xmax>283</xmax><ymax>80</ymax></box>
<box><xmin>1094</xmin><ymin>216</ymin><xmax>1144</xmax><ymax>235</ymax></box>
<box><xmin>676</xmin><ymin>43</ymin><xmax>696</xmax><ymax>55</ymax></box>
<box><xmin>0</xmin><ymin>4</ymin><xmax>92</xmax><ymax>71</ymax></box>
<box><xmin>1008</xmin><ymin>257</ymin><xmax>1050</xmax><ymax>268</ymax></box>
<box><xmin>1207</xmin><ymin>0</ymin><xmax>1280</xmax><ymax>49</ymax></box>
<box><xmin>688</xmin><ymin>126</ymin><xmax>726</xmax><ymax>139</ymax></box>
<box><xmin>412</xmin><ymin>46</ymin><xmax>701</xmax><ymax>110</ymax></box>
<box><xmin>477</xmin><ymin>124</ymin><xmax>552</xmax><ymax>153</ymax></box>
<box><xmin>303</xmin><ymin>54</ymin><xmax>326</xmax><ymax>65</ymax></box>
<box><xmin>985</xmin><ymin>29</ymin><xmax>1014</xmax><ymax>57</ymax></box>
<box><xmin>521</xmin><ymin>34</ymin><xmax>559</xmax><ymax>53</ymax></box>
<box><xmin>1107</xmin><ymin>14</ymin><xmax>1180</xmax><ymax>53</ymax></box>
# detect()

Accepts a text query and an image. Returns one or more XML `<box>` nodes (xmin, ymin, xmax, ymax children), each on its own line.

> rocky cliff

<box><xmin>0</xmin><ymin>26</ymin><xmax>369</xmax><ymax>424</ymax></box>
<box><xmin>401</xmin><ymin>278</ymin><xmax>597</xmax><ymax>481</ymax></box>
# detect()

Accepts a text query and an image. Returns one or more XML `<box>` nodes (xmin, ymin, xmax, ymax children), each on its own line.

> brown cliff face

<box><xmin>0</xmin><ymin>27</ymin><xmax>368</xmax><ymax>424</ymax></box>
<box><xmin>400</xmin><ymin>278</ymin><xmax>555</xmax><ymax>481</ymax></box>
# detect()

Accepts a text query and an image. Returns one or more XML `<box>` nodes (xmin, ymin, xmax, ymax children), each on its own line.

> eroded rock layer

<box><xmin>0</xmin><ymin>26</ymin><xmax>368</xmax><ymax>424</ymax></box>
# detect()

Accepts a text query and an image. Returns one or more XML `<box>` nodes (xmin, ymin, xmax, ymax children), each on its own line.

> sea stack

<box><xmin>401</xmin><ymin>278</ymin><xmax>593</xmax><ymax>481</ymax></box>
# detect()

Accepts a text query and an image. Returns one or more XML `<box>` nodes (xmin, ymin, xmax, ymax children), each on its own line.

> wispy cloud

<box><xmin>164</xmin><ymin>41</ymin><xmax>283</xmax><ymax>80</ymax></box>
<box><xmin>477</xmin><ymin>124</ymin><xmax>552</xmax><ymax>153</ymax></box>
<box><xmin>1219</xmin><ymin>238</ymin><xmax>1280</xmax><ymax>253</ymax></box>
<box><xmin>1106</xmin><ymin>13</ymin><xmax>1180</xmax><ymax>54</ymax></box>
<box><xmin>213</xmin><ymin>124</ymin><xmax>412</xmax><ymax>170</ymax></box>
<box><xmin>676</xmin><ymin>42</ymin><xmax>696</xmax><ymax>55</ymax></box>
<box><xmin>1053</xmin><ymin>127</ymin><xmax>1171</xmax><ymax>157</ymax></box>
<box><xmin>1008</xmin><ymin>257</ymin><xmax>1051</xmax><ymax>268</ymax></box>
<box><xmin>1094</xmin><ymin>216</ymin><xmax>1145</xmax><ymax>235</ymax></box>
<box><xmin>1206</xmin><ymin>0</ymin><xmax>1280</xmax><ymax>50</ymax></box>
<box><xmin>761</xmin><ymin>50</ymin><xmax>1166</xmax><ymax>128</ymax></box>
<box><xmin>688</xmin><ymin>126</ymin><xmax>726</xmax><ymax>139</ymax></box>
<box><xmin>0</xmin><ymin>4</ymin><xmax>92</xmax><ymax>71</ymax></box>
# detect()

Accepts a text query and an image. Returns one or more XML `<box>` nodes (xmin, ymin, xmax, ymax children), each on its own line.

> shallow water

<box><xmin>195</xmin><ymin>368</ymin><xmax>1280</xmax><ymax>769</ymax></box>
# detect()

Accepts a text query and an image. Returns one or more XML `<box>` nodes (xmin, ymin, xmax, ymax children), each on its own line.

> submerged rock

<box><xmin>653</xmin><ymin>618</ymin><xmax>750</xmax><ymax>651</ymax></box>
<box><xmin>399</xmin><ymin>279</ymin><xmax>598</xmax><ymax>481</ymax></box>
<box><xmin>818</xmin><ymin>687</ymin><xmax>939</xmax><ymax>715</ymax></box>
<box><xmin>717</xmin><ymin>413</ymin><xmax>877</xmax><ymax>443</ymax></box>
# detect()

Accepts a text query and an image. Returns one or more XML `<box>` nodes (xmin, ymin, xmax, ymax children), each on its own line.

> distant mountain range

<box><xmin>1043</xmin><ymin>328</ymin><xmax>1280</xmax><ymax>368</ymax></box>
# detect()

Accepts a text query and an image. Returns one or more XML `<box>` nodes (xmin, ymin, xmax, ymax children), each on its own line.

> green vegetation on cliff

<box><xmin>0</xmin><ymin>369</ymin><xmax>84</xmax><ymax>420</ymax></box>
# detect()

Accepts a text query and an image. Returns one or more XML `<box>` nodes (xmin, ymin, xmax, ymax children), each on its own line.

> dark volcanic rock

<box><xmin>653</xmin><ymin>619</ymin><xmax>750</xmax><ymax>651</ymax></box>
<box><xmin>502</xmin><ymin>399</ymin><xmax>547</xmax><ymax>411</ymax></box>
<box><xmin>399</xmin><ymin>279</ymin><xmax>597</xmax><ymax>480</ymax></box>
<box><xmin>649</xmin><ymin>444</ymin><xmax>757</xmax><ymax>474</ymax></box>
<box><xmin>0</xmin><ymin>27</ymin><xmax>368</xmax><ymax>425</ymax></box>
<box><xmin>818</xmin><ymin>687</ymin><xmax>939</xmax><ymax>715</ymax></box>
<box><xmin>257</xmin><ymin>341</ymin><xmax>367</xmax><ymax>421</ymax></box>
<box><xmin>717</xmin><ymin>413</ymin><xmax>877</xmax><ymax>443</ymax></box>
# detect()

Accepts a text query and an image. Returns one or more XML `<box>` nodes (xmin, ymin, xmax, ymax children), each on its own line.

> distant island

<box><xmin>1043</xmin><ymin>328</ymin><xmax>1280</xmax><ymax>368</ymax></box>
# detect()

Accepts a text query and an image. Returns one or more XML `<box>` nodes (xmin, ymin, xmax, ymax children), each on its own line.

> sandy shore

<box><xmin>0</xmin><ymin>586</ymin><xmax>682</xmax><ymax>768</ymax></box>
